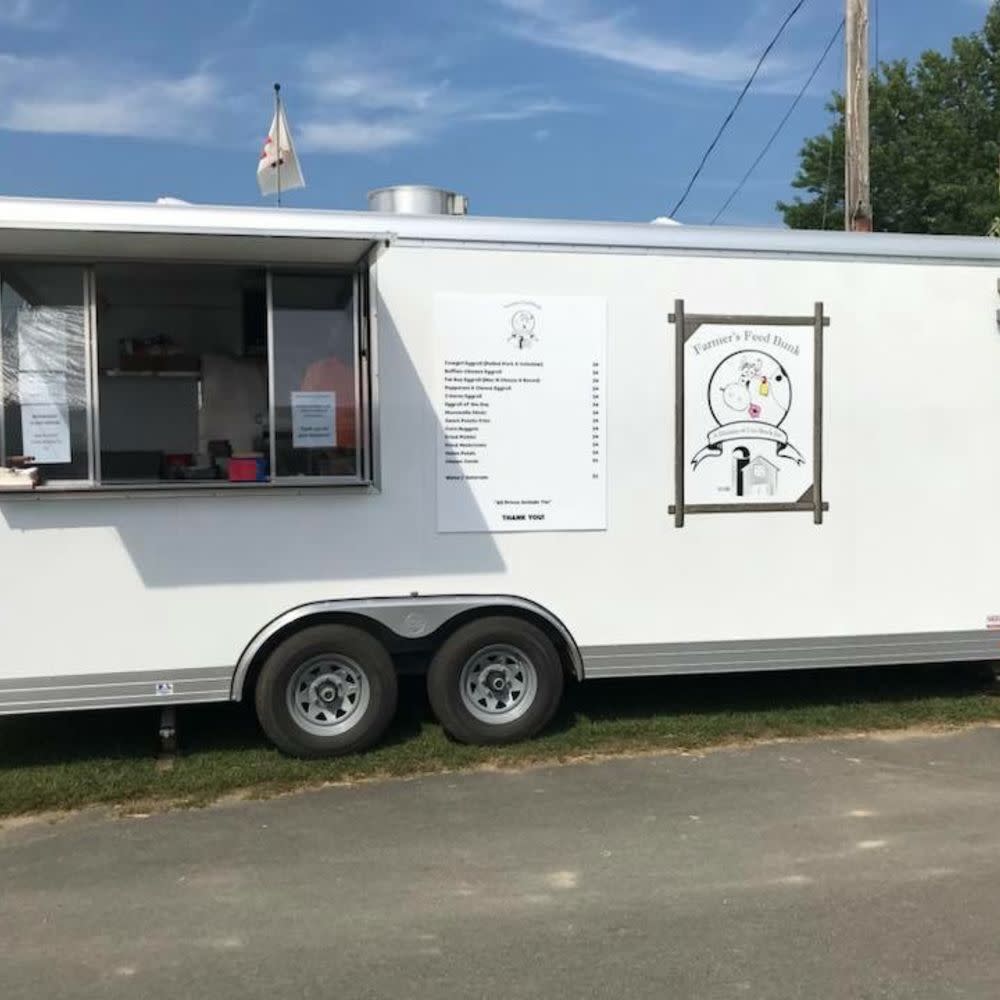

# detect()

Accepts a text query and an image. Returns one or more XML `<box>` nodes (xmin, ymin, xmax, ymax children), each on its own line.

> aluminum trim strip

<box><xmin>2</xmin><ymin>695</ymin><xmax>231</xmax><ymax>717</ymax></box>
<box><xmin>0</xmin><ymin>668</ymin><xmax>233</xmax><ymax>714</ymax></box>
<box><xmin>581</xmin><ymin>631</ymin><xmax>1000</xmax><ymax>679</ymax></box>
<box><xmin>0</xmin><ymin>668</ymin><xmax>232</xmax><ymax>691</ymax></box>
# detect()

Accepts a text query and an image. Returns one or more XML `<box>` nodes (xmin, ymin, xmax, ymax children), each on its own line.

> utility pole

<box><xmin>845</xmin><ymin>0</ymin><xmax>872</xmax><ymax>231</ymax></box>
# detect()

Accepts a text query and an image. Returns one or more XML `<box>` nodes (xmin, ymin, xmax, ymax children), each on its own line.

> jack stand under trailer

<box><xmin>158</xmin><ymin>707</ymin><xmax>177</xmax><ymax>756</ymax></box>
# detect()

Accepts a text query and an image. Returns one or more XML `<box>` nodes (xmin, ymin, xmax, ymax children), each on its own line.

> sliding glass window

<box><xmin>95</xmin><ymin>263</ymin><xmax>269</xmax><ymax>484</ymax></box>
<box><xmin>0</xmin><ymin>262</ymin><xmax>368</xmax><ymax>492</ymax></box>
<box><xmin>271</xmin><ymin>273</ymin><xmax>361</xmax><ymax>480</ymax></box>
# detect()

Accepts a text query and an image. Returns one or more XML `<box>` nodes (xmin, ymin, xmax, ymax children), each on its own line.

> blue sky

<box><xmin>0</xmin><ymin>0</ymin><xmax>992</xmax><ymax>225</ymax></box>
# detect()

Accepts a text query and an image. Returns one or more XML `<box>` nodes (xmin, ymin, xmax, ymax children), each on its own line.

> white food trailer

<box><xmin>1</xmin><ymin>186</ymin><xmax>998</xmax><ymax>757</ymax></box>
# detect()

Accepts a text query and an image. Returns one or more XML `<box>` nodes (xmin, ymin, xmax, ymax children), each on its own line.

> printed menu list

<box><xmin>436</xmin><ymin>294</ymin><xmax>607</xmax><ymax>533</ymax></box>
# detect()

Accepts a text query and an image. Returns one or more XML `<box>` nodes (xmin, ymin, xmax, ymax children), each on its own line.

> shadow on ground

<box><xmin>0</xmin><ymin>662</ymin><xmax>994</xmax><ymax>769</ymax></box>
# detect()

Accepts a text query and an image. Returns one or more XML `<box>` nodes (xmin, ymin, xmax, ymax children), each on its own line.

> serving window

<box><xmin>0</xmin><ymin>261</ymin><xmax>371</xmax><ymax>492</ymax></box>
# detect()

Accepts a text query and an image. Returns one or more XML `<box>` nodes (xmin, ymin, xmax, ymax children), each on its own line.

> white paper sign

<box><xmin>436</xmin><ymin>294</ymin><xmax>606</xmax><ymax>533</ymax></box>
<box><xmin>291</xmin><ymin>391</ymin><xmax>336</xmax><ymax>448</ymax></box>
<box><xmin>21</xmin><ymin>403</ymin><xmax>71</xmax><ymax>464</ymax></box>
<box><xmin>684</xmin><ymin>324</ymin><xmax>814</xmax><ymax>505</ymax></box>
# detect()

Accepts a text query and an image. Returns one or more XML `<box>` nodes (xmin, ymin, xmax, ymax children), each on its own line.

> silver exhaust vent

<box><xmin>367</xmin><ymin>185</ymin><xmax>468</xmax><ymax>216</ymax></box>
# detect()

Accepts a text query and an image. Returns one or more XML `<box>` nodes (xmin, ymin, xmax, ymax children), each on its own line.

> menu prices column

<box><xmin>436</xmin><ymin>294</ymin><xmax>607</xmax><ymax>533</ymax></box>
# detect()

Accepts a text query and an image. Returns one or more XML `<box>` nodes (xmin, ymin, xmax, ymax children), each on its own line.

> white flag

<box><xmin>257</xmin><ymin>104</ymin><xmax>305</xmax><ymax>197</ymax></box>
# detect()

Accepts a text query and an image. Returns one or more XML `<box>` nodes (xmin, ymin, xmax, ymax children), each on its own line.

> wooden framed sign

<box><xmin>669</xmin><ymin>302</ymin><xmax>831</xmax><ymax>527</ymax></box>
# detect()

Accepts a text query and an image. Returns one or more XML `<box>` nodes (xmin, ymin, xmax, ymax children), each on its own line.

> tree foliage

<box><xmin>779</xmin><ymin>3</ymin><xmax>1000</xmax><ymax>234</ymax></box>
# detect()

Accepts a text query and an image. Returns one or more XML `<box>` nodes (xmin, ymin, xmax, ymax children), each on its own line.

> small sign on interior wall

<box><xmin>20</xmin><ymin>373</ymin><xmax>71</xmax><ymax>464</ymax></box>
<box><xmin>21</xmin><ymin>404</ymin><xmax>71</xmax><ymax>464</ymax></box>
<box><xmin>291</xmin><ymin>391</ymin><xmax>336</xmax><ymax>448</ymax></box>
<box><xmin>17</xmin><ymin>313</ymin><xmax>73</xmax><ymax>466</ymax></box>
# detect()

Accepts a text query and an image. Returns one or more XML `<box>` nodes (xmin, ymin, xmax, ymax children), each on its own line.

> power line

<box><xmin>668</xmin><ymin>0</ymin><xmax>811</xmax><ymax>220</ymax></box>
<box><xmin>712</xmin><ymin>18</ymin><xmax>845</xmax><ymax>225</ymax></box>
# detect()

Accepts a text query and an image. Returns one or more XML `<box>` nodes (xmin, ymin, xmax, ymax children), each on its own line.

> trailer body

<box><xmin>0</xmin><ymin>196</ymin><xmax>996</xmax><ymax>750</ymax></box>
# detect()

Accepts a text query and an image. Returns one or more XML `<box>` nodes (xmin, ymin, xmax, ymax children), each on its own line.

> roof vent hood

<box><xmin>367</xmin><ymin>185</ymin><xmax>468</xmax><ymax>216</ymax></box>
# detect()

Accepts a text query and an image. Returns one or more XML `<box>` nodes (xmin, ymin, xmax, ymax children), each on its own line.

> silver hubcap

<box><xmin>286</xmin><ymin>654</ymin><xmax>370</xmax><ymax>737</ymax></box>
<box><xmin>459</xmin><ymin>644</ymin><xmax>538</xmax><ymax>724</ymax></box>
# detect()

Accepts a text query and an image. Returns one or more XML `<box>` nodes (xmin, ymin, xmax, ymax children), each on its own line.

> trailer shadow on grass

<box><xmin>0</xmin><ymin>663</ymin><xmax>996</xmax><ymax>774</ymax></box>
<box><xmin>0</xmin><ymin>694</ymin><xmax>428</xmax><ymax>769</ymax></box>
<box><xmin>554</xmin><ymin>662</ymin><xmax>999</xmax><ymax>730</ymax></box>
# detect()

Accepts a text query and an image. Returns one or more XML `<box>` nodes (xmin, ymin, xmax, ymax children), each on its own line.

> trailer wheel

<box><xmin>427</xmin><ymin>616</ymin><xmax>564</xmax><ymax>745</ymax></box>
<box><xmin>254</xmin><ymin>624</ymin><xmax>398</xmax><ymax>758</ymax></box>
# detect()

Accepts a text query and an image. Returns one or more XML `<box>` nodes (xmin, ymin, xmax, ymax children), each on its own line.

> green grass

<box><xmin>2</xmin><ymin>663</ymin><xmax>1000</xmax><ymax>818</ymax></box>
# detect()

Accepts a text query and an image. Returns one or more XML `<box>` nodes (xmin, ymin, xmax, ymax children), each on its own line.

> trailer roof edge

<box><xmin>1</xmin><ymin>195</ymin><xmax>999</xmax><ymax>266</ymax></box>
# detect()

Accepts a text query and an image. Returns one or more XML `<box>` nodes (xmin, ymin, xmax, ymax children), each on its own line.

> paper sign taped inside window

<box><xmin>291</xmin><ymin>391</ymin><xmax>337</xmax><ymax>449</ymax></box>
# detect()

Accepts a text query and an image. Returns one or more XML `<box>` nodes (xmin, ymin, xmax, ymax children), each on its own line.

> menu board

<box><xmin>436</xmin><ymin>294</ymin><xmax>606</xmax><ymax>533</ymax></box>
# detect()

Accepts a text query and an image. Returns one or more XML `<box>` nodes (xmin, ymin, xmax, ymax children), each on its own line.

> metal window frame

<box><xmin>352</xmin><ymin>270</ymin><xmax>363</xmax><ymax>476</ymax></box>
<box><xmin>0</xmin><ymin>268</ymin><xmax>5</xmax><ymax>468</ymax></box>
<box><xmin>0</xmin><ymin>255</ymin><xmax>379</xmax><ymax>496</ymax></box>
<box><xmin>85</xmin><ymin>266</ymin><xmax>99</xmax><ymax>483</ymax></box>
<box><xmin>266</xmin><ymin>267</ymin><xmax>370</xmax><ymax>486</ymax></box>
<box><xmin>265</xmin><ymin>269</ymin><xmax>277</xmax><ymax>479</ymax></box>
<box><xmin>366</xmin><ymin>252</ymin><xmax>382</xmax><ymax>490</ymax></box>
<box><xmin>357</xmin><ymin>267</ymin><xmax>377</xmax><ymax>484</ymax></box>
<box><xmin>668</xmin><ymin>302</ymin><xmax>832</xmax><ymax>526</ymax></box>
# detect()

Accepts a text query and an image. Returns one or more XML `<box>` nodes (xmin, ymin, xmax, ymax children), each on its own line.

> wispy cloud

<box><xmin>0</xmin><ymin>15</ymin><xmax>585</xmax><ymax>154</ymax></box>
<box><xmin>0</xmin><ymin>54</ymin><xmax>220</xmax><ymax>139</ymax></box>
<box><xmin>234</xmin><ymin>0</ymin><xmax>267</xmax><ymax>35</ymax></box>
<box><xmin>296</xmin><ymin>42</ymin><xmax>583</xmax><ymax>153</ymax></box>
<box><xmin>470</xmin><ymin>98</ymin><xmax>581</xmax><ymax>122</ymax></box>
<box><xmin>492</xmin><ymin>0</ymin><xmax>787</xmax><ymax>85</ymax></box>
<box><xmin>0</xmin><ymin>0</ymin><xmax>64</xmax><ymax>29</ymax></box>
<box><xmin>0</xmin><ymin>40</ymin><xmax>576</xmax><ymax>154</ymax></box>
<box><xmin>299</xmin><ymin>119</ymin><xmax>419</xmax><ymax>154</ymax></box>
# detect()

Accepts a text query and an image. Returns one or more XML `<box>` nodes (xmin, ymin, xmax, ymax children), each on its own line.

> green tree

<box><xmin>779</xmin><ymin>3</ymin><xmax>1000</xmax><ymax>234</ymax></box>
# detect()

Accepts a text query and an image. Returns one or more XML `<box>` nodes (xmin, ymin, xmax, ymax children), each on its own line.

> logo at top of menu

<box><xmin>505</xmin><ymin>300</ymin><xmax>540</xmax><ymax>350</ymax></box>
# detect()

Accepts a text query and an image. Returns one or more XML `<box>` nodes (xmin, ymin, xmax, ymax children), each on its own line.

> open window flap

<box><xmin>0</xmin><ymin>227</ymin><xmax>393</xmax><ymax>267</ymax></box>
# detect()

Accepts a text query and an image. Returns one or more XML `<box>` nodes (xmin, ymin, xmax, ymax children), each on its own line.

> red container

<box><xmin>228</xmin><ymin>456</ymin><xmax>266</xmax><ymax>482</ymax></box>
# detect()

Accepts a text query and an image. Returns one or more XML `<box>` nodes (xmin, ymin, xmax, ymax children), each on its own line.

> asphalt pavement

<box><xmin>4</xmin><ymin>727</ymin><xmax>1000</xmax><ymax>999</ymax></box>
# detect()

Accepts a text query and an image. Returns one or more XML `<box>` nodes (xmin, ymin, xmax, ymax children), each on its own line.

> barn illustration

<box><xmin>733</xmin><ymin>448</ymin><xmax>779</xmax><ymax>498</ymax></box>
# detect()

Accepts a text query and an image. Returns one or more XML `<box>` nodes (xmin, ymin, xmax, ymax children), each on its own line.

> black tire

<box><xmin>254</xmin><ymin>624</ymin><xmax>398</xmax><ymax>758</ymax></box>
<box><xmin>427</xmin><ymin>616</ymin><xmax>564</xmax><ymax>745</ymax></box>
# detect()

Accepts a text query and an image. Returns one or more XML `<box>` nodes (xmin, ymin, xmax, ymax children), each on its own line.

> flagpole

<box><xmin>274</xmin><ymin>82</ymin><xmax>282</xmax><ymax>207</ymax></box>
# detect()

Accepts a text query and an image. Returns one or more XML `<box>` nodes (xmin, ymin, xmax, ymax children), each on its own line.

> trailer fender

<box><xmin>231</xmin><ymin>595</ymin><xmax>585</xmax><ymax>700</ymax></box>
